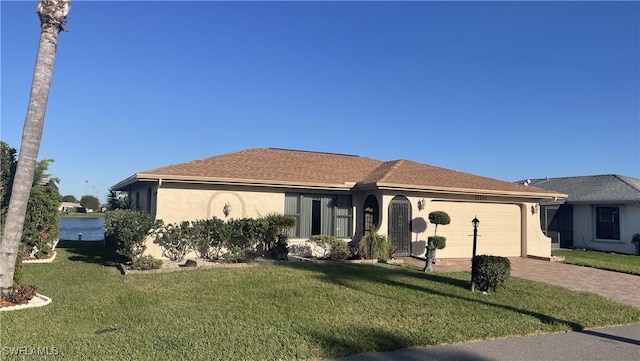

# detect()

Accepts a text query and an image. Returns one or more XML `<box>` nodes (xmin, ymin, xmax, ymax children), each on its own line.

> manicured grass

<box><xmin>3</xmin><ymin>242</ymin><xmax>639</xmax><ymax>360</ymax></box>
<box><xmin>552</xmin><ymin>249</ymin><xmax>640</xmax><ymax>276</ymax></box>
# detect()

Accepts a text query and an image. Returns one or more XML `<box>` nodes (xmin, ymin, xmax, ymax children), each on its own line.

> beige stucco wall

<box><xmin>154</xmin><ymin>186</ymin><xmax>284</xmax><ymax>223</ymax></box>
<box><xmin>144</xmin><ymin>185</ymin><xmax>285</xmax><ymax>259</ymax></box>
<box><xmin>139</xmin><ymin>183</ymin><xmax>552</xmax><ymax>260</ymax></box>
<box><xmin>377</xmin><ymin>193</ymin><xmax>550</xmax><ymax>259</ymax></box>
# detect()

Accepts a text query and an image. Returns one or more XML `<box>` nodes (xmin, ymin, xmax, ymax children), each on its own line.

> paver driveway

<box><xmin>400</xmin><ymin>257</ymin><xmax>640</xmax><ymax>309</ymax></box>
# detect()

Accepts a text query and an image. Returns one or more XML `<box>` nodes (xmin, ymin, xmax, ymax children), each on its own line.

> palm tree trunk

<box><xmin>0</xmin><ymin>0</ymin><xmax>70</xmax><ymax>295</ymax></box>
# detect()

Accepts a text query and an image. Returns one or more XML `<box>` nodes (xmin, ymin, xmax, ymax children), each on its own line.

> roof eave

<box><xmin>111</xmin><ymin>174</ymin><xmax>144</xmax><ymax>191</ymax></box>
<box><xmin>118</xmin><ymin>173</ymin><xmax>356</xmax><ymax>192</ymax></box>
<box><xmin>566</xmin><ymin>199</ymin><xmax>640</xmax><ymax>205</ymax></box>
<box><xmin>361</xmin><ymin>182</ymin><xmax>567</xmax><ymax>200</ymax></box>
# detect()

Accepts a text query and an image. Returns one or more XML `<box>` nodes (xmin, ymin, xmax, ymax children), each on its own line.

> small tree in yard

<box><xmin>0</xmin><ymin>0</ymin><xmax>71</xmax><ymax>295</ymax></box>
<box><xmin>424</xmin><ymin>211</ymin><xmax>450</xmax><ymax>272</ymax></box>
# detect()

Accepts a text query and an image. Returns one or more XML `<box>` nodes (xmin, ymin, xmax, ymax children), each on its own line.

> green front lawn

<box><xmin>3</xmin><ymin>242</ymin><xmax>639</xmax><ymax>360</ymax></box>
<box><xmin>552</xmin><ymin>249</ymin><xmax>640</xmax><ymax>275</ymax></box>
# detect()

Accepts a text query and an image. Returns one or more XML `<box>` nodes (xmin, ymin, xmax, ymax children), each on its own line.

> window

<box><xmin>363</xmin><ymin>195</ymin><xmax>380</xmax><ymax>235</ymax></box>
<box><xmin>285</xmin><ymin>193</ymin><xmax>353</xmax><ymax>238</ymax></box>
<box><xmin>146</xmin><ymin>188</ymin><xmax>152</xmax><ymax>212</ymax></box>
<box><xmin>595</xmin><ymin>206</ymin><xmax>620</xmax><ymax>240</ymax></box>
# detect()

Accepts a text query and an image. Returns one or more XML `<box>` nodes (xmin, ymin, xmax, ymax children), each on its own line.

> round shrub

<box><xmin>428</xmin><ymin>236</ymin><xmax>446</xmax><ymax>250</ymax></box>
<box><xmin>428</xmin><ymin>211</ymin><xmax>451</xmax><ymax>227</ymax></box>
<box><xmin>472</xmin><ymin>255</ymin><xmax>511</xmax><ymax>292</ymax></box>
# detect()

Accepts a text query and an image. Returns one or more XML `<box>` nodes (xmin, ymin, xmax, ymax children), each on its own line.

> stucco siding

<box><xmin>146</xmin><ymin>186</ymin><xmax>285</xmax><ymax>259</ymax></box>
<box><xmin>522</xmin><ymin>203</ymin><xmax>552</xmax><ymax>259</ymax></box>
<box><xmin>573</xmin><ymin>203</ymin><xmax>640</xmax><ymax>255</ymax></box>
<box><xmin>422</xmin><ymin>201</ymin><xmax>522</xmax><ymax>258</ymax></box>
<box><xmin>622</xmin><ymin>205</ymin><xmax>640</xmax><ymax>254</ymax></box>
<box><xmin>155</xmin><ymin>187</ymin><xmax>284</xmax><ymax>224</ymax></box>
<box><xmin>572</xmin><ymin>205</ymin><xmax>592</xmax><ymax>249</ymax></box>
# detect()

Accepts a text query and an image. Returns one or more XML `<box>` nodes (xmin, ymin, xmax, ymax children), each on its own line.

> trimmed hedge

<box><xmin>472</xmin><ymin>255</ymin><xmax>511</xmax><ymax>292</ymax></box>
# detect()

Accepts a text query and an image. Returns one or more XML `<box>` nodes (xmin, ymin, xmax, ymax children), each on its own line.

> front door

<box><xmin>388</xmin><ymin>196</ymin><xmax>411</xmax><ymax>256</ymax></box>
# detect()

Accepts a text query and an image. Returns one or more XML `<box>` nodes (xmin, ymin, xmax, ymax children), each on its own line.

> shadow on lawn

<box><xmin>307</xmin><ymin>325</ymin><xmax>494</xmax><ymax>361</ymax></box>
<box><xmin>277</xmin><ymin>262</ymin><xmax>585</xmax><ymax>332</ymax></box>
<box><xmin>56</xmin><ymin>240</ymin><xmax>128</xmax><ymax>267</ymax></box>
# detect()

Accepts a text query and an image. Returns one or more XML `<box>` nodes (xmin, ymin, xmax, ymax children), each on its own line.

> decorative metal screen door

<box><xmin>388</xmin><ymin>197</ymin><xmax>411</xmax><ymax>256</ymax></box>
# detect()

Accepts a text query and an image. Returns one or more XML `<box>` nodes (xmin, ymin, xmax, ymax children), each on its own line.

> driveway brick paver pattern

<box><xmin>400</xmin><ymin>257</ymin><xmax>640</xmax><ymax>309</ymax></box>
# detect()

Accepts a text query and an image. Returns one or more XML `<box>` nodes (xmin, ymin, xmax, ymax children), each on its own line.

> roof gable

<box><xmin>528</xmin><ymin>174</ymin><xmax>640</xmax><ymax>203</ymax></box>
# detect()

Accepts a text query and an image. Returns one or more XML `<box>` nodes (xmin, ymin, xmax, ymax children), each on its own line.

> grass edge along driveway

<box><xmin>3</xmin><ymin>242</ymin><xmax>640</xmax><ymax>360</ymax></box>
<box><xmin>552</xmin><ymin>249</ymin><xmax>640</xmax><ymax>275</ymax></box>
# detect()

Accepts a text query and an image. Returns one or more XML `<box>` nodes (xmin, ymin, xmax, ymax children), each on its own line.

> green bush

<box><xmin>22</xmin><ymin>182</ymin><xmax>60</xmax><ymax>254</ymax></box>
<box><xmin>154</xmin><ymin>221</ymin><xmax>195</xmax><ymax>261</ymax></box>
<box><xmin>132</xmin><ymin>255</ymin><xmax>163</xmax><ymax>270</ymax></box>
<box><xmin>632</xmin><ymin>233</ymin><xmax>640</xmax><ymax>256</ymax></box>
<box><xmin>309</xmin><ymin>235</ymin><xmax>348</xmax><ymax>261</ymax></box>
<box><xmin>105</xmin><ymin>209</ymin><xmax>160</xmax><ymax>261</ymax></box>
<box><xmin>428</xmin><ymin>236</ymin><xmax>446</xmax><ymax>250</ymax></box>
<box><xmin>221</xmin><ymin>247</ymin><xmax>260</xmax><ymax>263</ymax></box>
<box><xmin>472</xmin><ymin>255</ymin><xmax>511</xmax><ymax>292</ymax></box>
<box><xmin>272</xmin><ymin>234</ymin><xmax>290</xmax><ymax>261</ymax></box>
<box><xmin>226</xmin><ymin>218</ymin><xmax>269</xmax><ymax>251</ymax></box>
<box><xmin>359</xmin><ymin>228</ymin><xmax>393</xmax><ymax>261</ymax></box>
<box><xmin>262</xmin><ymin>213</ymin><xmax>296</xmax><ymax>257</ymax></box>
<box><xmin>191</xmin><ymin>217</ymin><xmax>228</xmax><ymax>260</ymax></box>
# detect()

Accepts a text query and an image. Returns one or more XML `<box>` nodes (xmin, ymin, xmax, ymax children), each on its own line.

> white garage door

<box><xmin>426</xmin><ymin>201</ymin><xmax>522</xmax><ymax>258</ymax></box>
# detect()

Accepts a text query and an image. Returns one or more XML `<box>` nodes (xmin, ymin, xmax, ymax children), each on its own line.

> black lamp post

<box><xmin>471</xmin><ymin>216</ymin><xmax>480</xmax><ymax>291</ymax></box>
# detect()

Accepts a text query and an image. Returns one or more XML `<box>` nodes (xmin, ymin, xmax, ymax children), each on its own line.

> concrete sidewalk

<box><xmin>327</xmin><ymin>324</ymin><xmax>640</xmax><ymax>361</ymax></box>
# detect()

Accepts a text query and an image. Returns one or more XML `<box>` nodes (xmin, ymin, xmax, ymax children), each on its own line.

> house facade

<box><xmin>112</xmin><ymin>148</ymin><xmax>565</xmax><ymax>260</ymax></box>
<box><xmin>526</xmin><ymin>175</ymin><xmax>640</xmax><ymax>255</ymax></box>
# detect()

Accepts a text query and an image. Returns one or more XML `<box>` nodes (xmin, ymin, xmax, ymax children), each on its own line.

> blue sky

<box><xmin>2</xmin><ymin>1</ymin><xmax>639</xmax><ymax>203</ymax></box>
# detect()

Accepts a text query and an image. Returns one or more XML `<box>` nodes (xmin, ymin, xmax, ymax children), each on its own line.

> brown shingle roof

<box><xmin>117</xmin><ymin>148</ymin><xmax>560</xmax><ymax>197</ymax></box>
<box><xmin>364</xmin><ymin>159</ymin><xmax>551</xmax><ymax>194</ymax></box>
<box><xmin>140</xmin><ymin>148</ymin><xmax>382</xmax><ymax>186</ymax></box>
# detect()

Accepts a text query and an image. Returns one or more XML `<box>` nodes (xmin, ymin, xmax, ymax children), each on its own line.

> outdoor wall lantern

<box><xmin>471</xmin><ymin>216</ymin><xmax>480</xmax><ymax>292</ymax></box>
<box><xmin>531</xmin><ymin>204</ymin><xmax>539</xmax><ymax>215</ymax></box>
<box><xmin>223</xmin><ymin>202</ymin><xmax>232</xmax><ymax>218</ymax></box>
<box><xmin>417</xmin><ymin>199</ymin><xmax>425</xmax><ymax>211</ymax></box>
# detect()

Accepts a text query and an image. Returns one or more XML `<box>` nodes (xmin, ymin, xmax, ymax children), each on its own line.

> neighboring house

<box><xmin>112</xmin><ymin>148</ymin><xmax>565</xmax><ymax>260</ymax></box>
<box><xmin>59</xmin><ymin>201</ymin><xmax>82</xmax><ymax>212</ymax></box>
<box><xmin>522</xmin><ymin>175</ymin><xmax>640</xmax><ymax>255</ymax></box>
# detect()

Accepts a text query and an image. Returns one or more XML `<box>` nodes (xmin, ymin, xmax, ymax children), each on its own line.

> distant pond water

<box><xmin>58</xmin><ymin>217</ymin><xmax>105</xmax><ymax>241</ymax></box>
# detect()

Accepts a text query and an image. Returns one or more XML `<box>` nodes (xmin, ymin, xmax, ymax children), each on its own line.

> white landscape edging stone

<box><xmin>22</xmin><ymin>251</ymin><xmax>57</xmax><ymax>264</ymax></box>
<box><xmin>0</xmin><ymin>293</ymin><xmax>52</xmax><ymax>312</ymax></box>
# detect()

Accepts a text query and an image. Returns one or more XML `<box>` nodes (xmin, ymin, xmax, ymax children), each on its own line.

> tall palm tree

<box><xmin>0</xmin><ymin>0</ymin><xmax>70</xmax><ymax>295</ymax></box>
